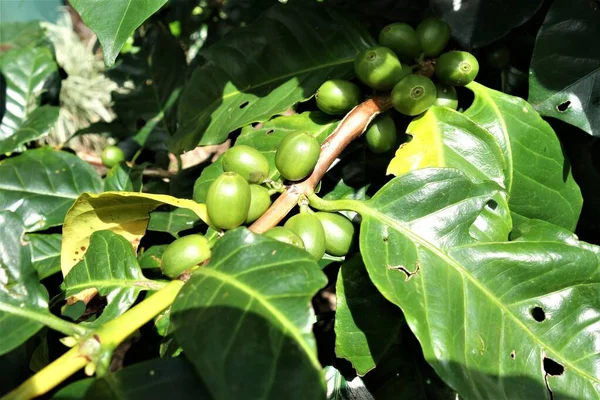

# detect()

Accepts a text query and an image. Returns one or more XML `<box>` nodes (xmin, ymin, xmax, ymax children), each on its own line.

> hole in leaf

<box><xmin>510</xmin><ymin>350</ymin><xmax>516</xmax><ymax>359</ymax></box>
<box><xmin>556</xmin><ymin>101</ymin><xmax>570</xmax><ymax>112</ymax></box>
<box><xmin>530</xmin><ymin>306</ymin><xmax>546</xmax><ymax>322</ymax></box>
<box><xmin>486</xmin><ymin>199</ymin><xmax>498</xmax><ymax>210</ymax></box>
<box><xmin>543</xmin><ymin>357</ymin><xmax>564</xmax><ymax>376</ymax></box>
<box><xmin>265</xmin><ymin>129</ymin><xmax>274</xmax><ymax>135</ymax></box>
<box><xmin>382</xmin><ymin>235</ymin><xmax>388</xmax><ymax>242</ymax></box>
<box><xmin>239</xmin><ymin>101</ymin><xmax>249</xmax><ymax>109</ymax></box>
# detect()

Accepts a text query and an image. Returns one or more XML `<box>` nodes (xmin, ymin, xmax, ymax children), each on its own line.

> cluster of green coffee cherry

<box><xmin>161</xmin><ymin>138</ymin><xmax>355</xmax><ymax>277</ymax></box>
<box><xmin>316</xmin><ymin>17</ymin><xmax>478</xmax><ymax>153</ymax></box>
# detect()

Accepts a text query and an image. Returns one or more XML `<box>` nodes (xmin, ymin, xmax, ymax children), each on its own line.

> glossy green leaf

<box><xmin>172</xmin><ymin>228</ymin><xmax>327</xmax><ymax>399</ymax></box>
<box><xmin>387</xmin><ymin>106</ymin><xmax>511</xmax><ymax>242</ymax></box>
<box><xmin>103</xmin><ymin>163</ymin><xmax>144</xmax><ymax>192</ymax></box>
<box><xmin>0</xmin><ymin>47</ymin><xmax>59</xmax><ymax>153</ymax></box>
<box><xmin>170</xmin><ymin>4</ymin><xmax>373</xmax><ymax>152</ymax></box>
<box><xmin>0</xmin><ymin>148</ymin><xmax>103</xmax><ymax>231</ymax></box>
<box><xmin>62</xmin><ymin>231</ymin><xmax>164</xmax><ymax>325</ymax></box>
<box><xmin>85</xmin><ymin>358</ymin><xmax>212</xmax><ymax>400</ymax></box>
<box><xmin>0</xmin><ymin>212</ymin><xmax>50</xmax><ymax>355</ymax></box>
<box><xmin>148</xmin><ymin>208</ymin><xmax>202</xmax><ymax>237</ymax></box>
<box><xmin>465</xmin><ymin>82</ymin><xmax>583</xmax><ymax>231</ymax></box>
<box><xmin>192</xmin><ymin>157</ymin><xmax>224</xmax><ymax>204</ymax></box>
<box><xmin>325</xmin><ymin>366</ymin><xmax>374</xmax><ymax>400</ymax></box>
<box><xmin>70</xmin><ymin>0</ymin><xmax>168</xmax><ymax>67</ymax></box>
<box><xmin>137</xmin><ymin>245</ymin><xmax>168</xmax><ymax>270</ymax></box>
<box><xmin>237</xmin><ymin>111</ymin><xmax>339</xmax><ymax>180</ymax></box>
<box><xmin>52</xmin><ymin>378</ymin><xmax>94</xmax><ymax>400</ymax></box>
<box><xmin>26</xmin><ymin>233</ymin><xmax>62</xmax><ymax>280</ymax></box>
<box><xmin>355</xmin><ymin>168</ymin><xmax>600</xmax><ymax>398</ymax></box>
<box><xmin>432</xmin><ymin>0</ymin><xmax>543</xmax><ymax>48</ymax></box>
<box><xmin>528</xmin><ymin>0</ymin><xmax>600</xmax><ymax>136</ymax></box>
<box><xmin>335</xmin><ymin>255</ymin><xmax>403</xmax><ymax>376</ymax></box>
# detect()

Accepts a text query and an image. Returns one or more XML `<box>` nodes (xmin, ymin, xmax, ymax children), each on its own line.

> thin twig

<box><xmin>249</xmin><ymin>95</ymin><xmax>392</xmax><ymax>233</ymax></box>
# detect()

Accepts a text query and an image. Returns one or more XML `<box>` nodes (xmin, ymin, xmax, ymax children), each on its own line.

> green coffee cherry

<box><xmin>101</xmin><ymin>146</ymin><xmax>125</xmax><ymax>168</ymax></box>
<box><xmin>416</xmin><ymin>17</ymin><xmax>450</xmax><ymax>57</ymax></box>
<box><xmin>365</xmin><ymin>114</ymin><xmax>397</xmax><ymax>154</ymax></box>
<box><xmin>378</xmin><ymin>23</ymin><xmax>422</xmax><ymax>61</ymax></box>
<box><xmin>391</xmin><ymin>74</ymin><xmax>437</xmax><ymax>116</ymax></box>
<box><xmin>275</xmin><ymin>132</ymin><xmax>320</xmax><ymax>181</ymax></box>
<box><xmin>433</xmin><ymin>83</ymin><xmax>458</xmax><ymax>110</ymax></box>
<box><xmin>316</xmin><ymin>79</ymin><xmax>362</xmax><ymax>115</ymax></box>
<box><xmin>222</xmin><ymin>145</ymin><xmax>270</xmax><ymax>184</ymax></box>
<box><xmin>315</xmin><ymin>212</ymin><xmax>355</xmax><ymax>256</ymax></box>
<box><xmin>354</xmin><ymin>46</ymin><xmax>405</xmax><ymax>91</ymax></box>
<box><xmin>206</xmin><ymin>172</ymin><xmax>251</xmax><ymax>230</ymax></box>
<box><xmin>284</xmin><ymin>213</ymin><xmax>326</xmax><ymax>261</ymax></box>
<box><xmin>246</xmin><ymin>184</ymin><xmax>272</xmax><ymax>224</ymax></box>
<box><xmin>161</xmin><ymin>234</ymin><xmax>211</xmax><ymax>278</ymax></box>
<box><xmin>435</xmin><ymin>51</ymin><xmax>479</xmax><ymax>86</ymax></box>
<box><xmin>264</xmin><ymin>227</ymin><xmax>305</xmax><ymax>249</ymax></box>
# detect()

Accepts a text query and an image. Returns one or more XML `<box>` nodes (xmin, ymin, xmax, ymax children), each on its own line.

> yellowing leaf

<box><xmin>61</xmin><ymin>192</ymin><xmax>209</xmax><ymax>276</ymax></box>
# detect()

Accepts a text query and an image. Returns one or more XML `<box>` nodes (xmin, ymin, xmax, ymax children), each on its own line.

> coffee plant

<box><xmin>1</xmin><ymin>0</ymin><xmax>599</xmax><ymax>399</ymax></box>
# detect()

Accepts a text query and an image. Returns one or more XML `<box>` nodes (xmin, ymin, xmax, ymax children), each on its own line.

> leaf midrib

<box><xmin>358</xmin><ymin>202</ymin><xmax>600</xmax><ymax>384</ymax></box>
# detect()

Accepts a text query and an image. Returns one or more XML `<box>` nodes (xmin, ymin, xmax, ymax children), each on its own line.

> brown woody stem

<box><xmin>249</xmin><ymin>95</ymin><xmax>392</xmax><ymax>233</ymax></box>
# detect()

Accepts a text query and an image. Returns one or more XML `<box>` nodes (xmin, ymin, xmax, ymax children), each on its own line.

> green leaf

<box><xmin>137</xmin><ymin>245</ymin><xmax>167</xmax><ymax>270</ymax></box>
<box><xmin>84</xmin><ymin>358</ymin><xmax>211</xmax><ymax>400</ymax></box>
<box><xmin>387</xmin><ymin>106</ymin><xmax>512</xmax><ymax>242</ymax></box>
<box><xmin>0</xmin><ymin>21</ymin><xmax>47</xmax><ymax>50</ymax></box>
<box><xmin>172</xmin><ymin>228</ymin><xmax>327</xmax><ymax>399</ymax></box>
<box><xmin>325</xmin><ymin>366</ymin><xmax>374</xmax><ymax>400</ymax></box>
<box><xmin>148</xmin><ymin>208</ymin><xmax>202</xmax><ymax>237</ymax></box>
<box><xmin>334</xmin><ymin>255</ymin><xmax>403</xmax><ymax>376</ymax></box>
<box><xmin>26</xmin><ymin>233</ymin><xmax>62</xmax><ymax>279</ymax></box>
<box><xmin>170</xmin><ymin>4</ymin><xmax>374</xmax><ymax>152</ymax></box>
<box><xmin>63</xmin><ymin>231</ymin><xmax>163</xmax><ymax>325</ymax></box>
<box><xmin>356</xmin><ymin>168</ymin><xmax>600</xmax><ymax>398</ymax></box>
<box><xmin>465</xmin><ymin>82</ymin><xmax>583</xmax><ymax>231</ymax></box>
<box><xmin>69</xmin><ymin>0</ymin><xmax>168</xmax><ymax>67</ymax></box>
<box><xmin>0</xmin><ymin>212</ymin><xmax>50</xmax><ymax>355</ymax></box>
<box><xmin>432</xmin><ymin>0</ymin><xmax>543</xmax><ymax>48</ymax></box>
<box><xmin>0</xmin><ymin>148</ymin><xmax>103</xmax><ymax>231</ymax></box>
<box><xmin>103</xmin><ymin>162</ymin><xmax>144</xmax><ymax>192</ymax></box>
<box><xmin>52</xmin><ymin>378</ymin><xmax>95</xmax><ymax>400</ymax></box>
<box><xmin>528</xmin><ymin>0</ymin><xmax>600</xmax><ymax>136</ymax></box>
<box><xmin>0</xmin><ymin>47</ymin><xmax>58</xmax><ymax>153</ymax></box>
<box><xmin>237</xmin><ymin>111</ymin><xmax>339</xmax><ymax>180</ymax></box>
<box><xmin>192</xmin><ymin>157</ymin><xmax>224</xmax><ymax>204</ymax></box>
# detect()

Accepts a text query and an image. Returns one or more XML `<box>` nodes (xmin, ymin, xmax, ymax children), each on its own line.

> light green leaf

<box><xmin>70</xmin><ymin>0</ymin><xmax>167</xmax><ymax>67</ymax></box>
<box><xmin>137</xmin><ymin>245</ymin><xmax>167</xmax><ymax>270</ymax></box>
<box><xmin>353</xmin><ymin>168</ymin><xmax>600</xmax><ymax>398</ymax></box>
<box><xmin>0</xmin><ymin>212</ymin><xmax>50</xmax><ymax>355</ymax></box>
<box><xmin>172</xmin><ymin>228</ymin><xmax>327</xmax><ymax>399</ymax></box>
<box><xmin>0</xmin><ymin>47</ymin><xmax>58</xmax><ymax>152</ymax></box>
<box><xmin>335</xmin><ymin>255</ymin><xmax>403</xmax><ymax>376</ymax></box>
<box><xmin>528</xmin><ymin>0</ymin><xmax>600</xmax><ymax>136</ymax></box>
<box><xmin>465</xmin><ymin>82</ymin><xmax>583</xmax><ymax>231</ymax></box>
<box><xmin>0</xmin><ymin>21</ymin><xmax>47</xmax><ymax>50</ymax></box>
<box><xmin>0</xmin><ymin>148</ymin><xmax>102</xmax><ymax>232</ymax></box>
<box><xmin>170</xmin><ymin>4</ymin><xmax>373</xmax><ymax>152</ymax></box>
<box><xmin>148</xmin><ymin>208</ymin><xmax>201</xmax><ymax>237</ymax></box>
<box><xmin>26</xmin><ymin>233</ymin><xmax>62</xmax><ymax>280</ymax></box>
<box><xmin>63</xmin><ymin>231</ymin><xmax>164</xmax><ymax>325</ymax></box>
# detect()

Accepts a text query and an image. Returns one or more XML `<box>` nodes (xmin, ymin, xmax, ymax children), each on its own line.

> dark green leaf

<box><xmin>148</xmin><ymin>208</ymin><xmax>202</xmax><ymax>236</ymax></box>
<box><xmin>52</xmin><ymin>378</ymin><xmax>94</xmax><ymax>400</ymax></box>
<box><xmin>465</xmin><ymin>82</ymin><xmax>583</xmax><ymax>231</ymax></box>
<box><xmin>432</xmin><ymin>0</ymin><xmax>543</xmax><ymax>48</ymax></box>
<box><xmin>0</xmin><ymin>47</ymin><xmax>58</xmax><ymax>153</ymax></box>
<box><xmin>137</xmin><ymin>245</ymin><xmax>168</xmax><ymax>270</ymax></box>
<box><xmin>356</xmin><ymin>168</ymin><xmax>600</xmax><ymax>398</ymax></box>
<box><xmin>26</xmin><ymin>233</ymin><xmax>62</xmax><ymax>279</ymax></box>
<box><xmin>335</xmin><ymin>255</ymin><xmax>403</xmax><ymax>376</ymax></box>
<box><xmin>63</xmin><ymin>231</ymin><xmax>163</xmax><ymax>325</ymax></box>
<box><xmin>170</xmin><ymin>4</ymin><xmax>374</xmax><ymax>152</ymax></box>
<box><xmin>528</xmin><ymin>0</ymin><xmax>600</xmax><ymax>136</ymax></box>
<box><xmin>192</xmin><ymin>156</ymin><xmax>224</xmax><ymax>204</ymax></box>
<box><xmin>325</xmin><ymin>366</ymin><xmax>374</xmax><ymax>400</ymax></box>
<box><xmin>0</xmin><ymin>148</ymin><xmax>103</xmax><ymax>231</ymax></box>
<box><xmin>104</xmin><ymin>162</ymin><xmax>144</xmax><ymax>192</ymax></box>
<box><xmin>172</xmin><ymin>228</ymin><xmax>327</xmax><ymax>399</ymax></box>
<box><xmin>0</xmin><ymin>338</ymin><xmax>39</xmax><ymax>397</ymax></box>
<box><xmin>69</xmin><ymin>0</ymin><xmax>168</xmax><ymax>66</ymax></box>
<box><xmin>0</xmin><ymin>212</ymin><xmax>50</xmax><ymax>355</ymax></box>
